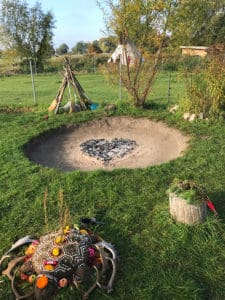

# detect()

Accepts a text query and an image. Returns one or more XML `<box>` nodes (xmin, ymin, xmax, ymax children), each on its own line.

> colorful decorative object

<box><xmin>28</xmin><ymin>274</ymin><xmax>36</xmax><ymax>283</ymax></box>
<box><xmin>20</xmin><ymin>272</ymin><xmax>28</xmax><ymax>280</ymax></box>
<box><xmin>206</xmin><ymin>198</ymin><xmax>218</xmax><ymax>216</ymax></box>
<box><xmin>79</xmin><ymin>229</ymin><xmax>89</xmax><ymax>235</ymax></box>
<box><xmin>88</xmin><ymin>247</ymin><xmax>95</xmax><ymax>257</ymax></box>
<box><xmin>25</xmin><ymin>244</ymin><xmax>37</xmax><ymax>256</ymax></box>
<box><xmin>36</xmin><ymin>275</ymin><xmax>49</xmax><ymax>289</ymax></box>
<box><xmin>0</xmin><ymin>218</ymin><xmax>117</xmax><ymax>300</ymax></box>
<box><xmin>44</xmin><ymin>264</ymin><xmax>55</xmax><ymax>271</ymax></box>
<box><xmin>51</xmin><ymin>247</ymin><xmax>61</xmax><ymax>257</ymax></box>
<box><xmin>54</xmin><ymin>235</ymin><xmax>65</xmax><ymax>244</ymax></box>
<box><xmin>63</xmin><ymin>225</ymin><xmax>70</xmax><ymax>234</ymax></box>
<box><xmin>43</xmin><ymin>259</ymin><xmax>58</xmax><ymax>266</ymax></box>
<box><xmin>58</xmin><ymin>278</ymin><xmax>68</xmax><ymax>287</ymax></box>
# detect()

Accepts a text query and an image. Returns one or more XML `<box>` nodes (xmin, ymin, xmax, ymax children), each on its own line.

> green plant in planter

<box><xmin>167</xmin><ymin>179</ymin><xmax>205</xmax><ymax>205</ymax></box>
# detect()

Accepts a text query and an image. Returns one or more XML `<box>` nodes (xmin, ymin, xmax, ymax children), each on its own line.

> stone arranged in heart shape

<box><xmin>80</xmin><ymin>138</ymin><xmax>137</xmax><ymax>164</ymax></box>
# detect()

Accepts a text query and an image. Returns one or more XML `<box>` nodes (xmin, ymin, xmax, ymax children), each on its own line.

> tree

<box><xmin>55</xmin><ymin>43</ymin><xmax>69</xmax><ymax>55</ymax></box>
<box><xmin>71</xmin><ymin>41</ymin><xmax>88</xmax><ymax>55</ymax></box>
<box><xmin>98</xmin><ymin>0</ymin><xmax>176</xmax><ymax>107</ymax></box>
<box><xmin>99</xmin><ymin>36</ymin><xmax>117</xmax><ymax>53</ymax></box>
<box><xmin>87</xmin><ymin>40</ymin><xmax>103</xmax><ymax>54</ymax></box>
<box><xmin>0</xmin><ymin>0</ymin><xmax>55</xmax><ymax>69</ymax></box>
<box><xmin>169</xmin><ymin>0</ymin><xmax>225</xmax><ymax>47</ymax></box>
<box><xmin>1</xmin><ymin>48</ymin><xmax>19</xmax><ymax>73</ymax></box>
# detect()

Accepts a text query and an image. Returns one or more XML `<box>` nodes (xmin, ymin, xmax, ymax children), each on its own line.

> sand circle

<box><xmin>25</xmin><ymin>116</ymin><xmax>190</xmax><ymax>171</ymax></box>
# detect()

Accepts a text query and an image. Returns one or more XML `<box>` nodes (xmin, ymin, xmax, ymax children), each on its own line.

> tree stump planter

<box><xmin>169</xmin><ymin>192</ymin><xmax>207</xmax><ymax>225</ymax></box>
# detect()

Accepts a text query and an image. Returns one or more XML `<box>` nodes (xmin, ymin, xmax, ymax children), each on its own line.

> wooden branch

<box><xmin>54</xmin><ymin>74</ymin><xmax>68</xmax><ymax>114</ymax></box>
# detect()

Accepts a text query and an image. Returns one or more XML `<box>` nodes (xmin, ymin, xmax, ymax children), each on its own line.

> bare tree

<box><xmin>98</xmin><ymin>0</ymin><xmax>176</xmax><ymax>107</ymax></box>
<box><xmin>0</xmin><ymin>0</ymin><xmax>55</xmax><ymax>70</ymax></box>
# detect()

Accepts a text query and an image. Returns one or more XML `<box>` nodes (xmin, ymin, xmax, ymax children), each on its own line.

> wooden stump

<box><xmin>169</xmin><ymin>192</ymin><xmax>207</xmax><ymax>225</ymax></box>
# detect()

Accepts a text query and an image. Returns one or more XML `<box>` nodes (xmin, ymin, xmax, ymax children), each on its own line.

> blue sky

<box><xmin>27</xmin><ymin>0</ymin><xmax>106</xmax><ymax>49</ymax></box>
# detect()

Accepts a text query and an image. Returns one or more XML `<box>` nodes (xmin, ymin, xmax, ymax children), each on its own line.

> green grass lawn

<box><xmin>0</xmin><ymin>71</ymin><xmax>184</xmax><ymax>109</ymax></box>
<box><xmin>1</xmin><ymin>72</ymin><xmax>225</xmax><ymax>299</ymax></box>
<box><xmin>0</xmin><ymin>73</ymin><xmax>123</xmax><ymax>108</ymax></box>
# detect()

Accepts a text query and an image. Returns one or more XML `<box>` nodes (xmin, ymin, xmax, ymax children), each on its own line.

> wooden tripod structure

<box><xmin>48</xmin><ymin>57</ymin><xmax>91</xmax><ymax>114</ymax></box>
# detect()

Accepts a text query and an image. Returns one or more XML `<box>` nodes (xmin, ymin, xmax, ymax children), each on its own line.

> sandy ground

<box><xmin>25</xmin><ymin>116</ymin><xmax>190</xmax><ymax>171</ymax></box>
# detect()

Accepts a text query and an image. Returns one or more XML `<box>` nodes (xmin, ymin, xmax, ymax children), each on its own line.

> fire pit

<box><xmin>80</xmin><ymin>138</ymin><xmax>137</xmax><ymax>165</ymax></box>
<box><xmin>25</xmin><ymin>116</ymin><xmax>190</xmax><ymax>171</ymax></box>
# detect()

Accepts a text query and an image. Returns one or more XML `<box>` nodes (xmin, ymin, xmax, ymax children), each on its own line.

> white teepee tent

<box><xmin>108</xmin><ymin>41</ymin><xmax>140</xmax><ymax>65</ymax></box>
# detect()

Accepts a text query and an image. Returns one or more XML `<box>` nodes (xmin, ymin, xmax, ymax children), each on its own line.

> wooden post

<box><xmin>167</xmin><ymin>72</ymin><xmax>171</xmax><ymax>103</ymax></box>
<box><xmin>119</xmin><ymin>54</ymin><xmax>122</xmax><ymax>101</ymax></box>
<box><xmin>169</xmin><ymin>192</ymin><xmax>207</xmax><ymax>225</ymax></box>
<box><xmin>29</xmin><ymin>59</ymin><xmax>37</xmax><ymax>105</ymax></box>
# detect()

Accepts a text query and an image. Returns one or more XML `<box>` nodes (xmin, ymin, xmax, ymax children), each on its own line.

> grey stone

<box><xmin>104</xmin><ymin>104</ymin><xmax>117</xmax><ymax>112</ymax></box>
<box><xmin>169</xmin><ymin>104</ymin><xmax>179</xmax><ymax>113</ymax></box>
<box><xmin>189</xmin><ymin>114</ymin><xmax>196</xmax><ymax>122</ymax></box>
<box><xmin>183</xmin><ymin>112</ymin><xmax>190</xmax><ymax>120</ymax></box>
<box><xmin>198</xmin><ymin>112</ymin><xmax>204</xmax><ymax>120</ymax></box>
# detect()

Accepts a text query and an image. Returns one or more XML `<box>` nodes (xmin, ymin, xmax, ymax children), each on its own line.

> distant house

<box><xmin>180</xmin><ymin>46</ymin><xmax>208</xmax><ymax>58</ymax></box>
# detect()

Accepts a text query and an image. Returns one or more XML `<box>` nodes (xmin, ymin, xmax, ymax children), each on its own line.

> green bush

<box><xmin>179</xmin><ymin>55</ymin><xmax>225</xmax><ymax>118</ymax></box>
<box><xmin>180</xmin><ymin>56</ymin><xmax>204</xmax><ymax>72</ymax></box>
<box><xmin>162</xmin><ymin>60</ymin><xmax>180</xmax><ymax>71</ymax></box>
<box><xmin>160</xmin><ymin>55</ymin><xmax>207</xmax><ymax>73</ymax></box>
<box><xmin>20</xmin><ymin>59</ymin><xmax>44</xmax><ymax>74</ymax></box>
<box><xmin>43</xmin><ymin>54</ymin><xmax>110</xmax><ymax>74</ymax></box>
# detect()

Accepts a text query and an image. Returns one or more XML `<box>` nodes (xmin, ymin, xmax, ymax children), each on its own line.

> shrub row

<box><xmin>1</xmin><ymin>53</ymin><xmax>207</xmax><ymax>75</ymax></box>
<box><xmin>17</xmin><ymin>54</ymin><xmax>111</xmax><ymax>74</ymax></box>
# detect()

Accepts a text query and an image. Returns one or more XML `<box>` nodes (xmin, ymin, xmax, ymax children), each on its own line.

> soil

<box><xmin>25</xmin><ymin>116</ymin><xmax>190</xmax><ymax>171</ymax></box>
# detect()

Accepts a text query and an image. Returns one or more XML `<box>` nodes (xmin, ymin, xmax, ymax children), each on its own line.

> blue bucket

<box><xmin>90</xmin><ymin>103</ymin><xmax>99</xmax><ymax>110</ymax></box>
